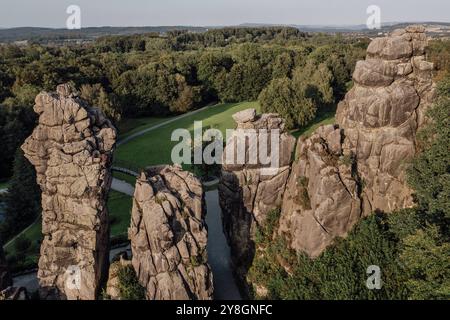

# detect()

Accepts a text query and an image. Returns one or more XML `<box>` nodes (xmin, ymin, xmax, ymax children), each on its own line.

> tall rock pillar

<box><xmin>21</xmin><ymin>84</ymin><xmax>116</xmax><ymax>299</ymax></box>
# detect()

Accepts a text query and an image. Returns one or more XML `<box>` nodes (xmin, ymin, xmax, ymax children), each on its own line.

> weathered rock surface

<box><xmin>129</xmin><ymin>165</ymin><xmax>213</xmax><ymax>300</ymax></box>
<box><xmin>279</xmin><ymin>125</ymin><xmax>363</xmax><ymax>257</ymax></box>
<box><xmin>0</xmin><ymin>246</ymin><xmax>12</xmax><ymax>291</ymax></box>
<box><xmin>218</xmin><ymin>111</ymin><xmax>295</xmax><ymax>281</ymax></box>
<box><xmin>279</xmin><ymin>25</ymin><xmax>435</xmax><ymax>257</ymax></box>
<box><xmin>21</xmin><ymin>84</ymin><xmax>116</xmax><ymax>299</ymax></box>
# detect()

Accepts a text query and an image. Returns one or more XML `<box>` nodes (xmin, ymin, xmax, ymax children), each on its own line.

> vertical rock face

<box><xmin>280</xmin><ymin>125</ymin><xmax>362</xmax><ymax>257</ymax></box>
<box><xmin>129</xmin><ymin>165</ymin><xmax>213</xmax><ymax>300</ymax></box>
<box><xmin>0</xmin><ymin>246</ymin><xmax>12</xmax><ymax>291</ymax></box>
<box><xmin>336</xmin><ymin>25</ymin><xmax>435</xmax><ymax>213</ymax></box>
<box><xmin>279</xmin><ymin>25</ymin><xmax>436</xmax><ymax>257</ymax></box>
<box><xmin>218</xmin><ymin>110</ymin><xmax>295</xmax><ymax>281</ymax></box>
<box><xmin>21</xmin><ymin>84</ymin><xmax>116</xmax><ymax>300</ymax></box>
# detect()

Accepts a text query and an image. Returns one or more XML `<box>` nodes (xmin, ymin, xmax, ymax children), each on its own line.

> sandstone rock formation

<box><xmin>129</xmin><ymin>165</ymin><xmax>213</xmax><ymax>300</ymax></box>
<box><xmin>279</xmin><ymin>25</ymin><xmax>435</xmax><ymax>257</ymax></box>
<box><xmin>21</xmin><ymin>84</ymin><xmax>116</xmax><ymax>299</ymax></box>
<box><xmin>218</xmin><ymin>110</ymin><xmax>295</xmax><ymax>281</ymax></box>
<box><xmin>0</xmin><ymin>246</ymin><xmax>12</xmax><ymax>291</ymax></box>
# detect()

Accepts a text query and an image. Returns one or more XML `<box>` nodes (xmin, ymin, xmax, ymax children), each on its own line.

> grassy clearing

<box><xmin>116</xmin><ymin>115</ymin><xmax>176</xmax><ymax>139</ymax></box>
<box><xmin>4</xmin><ymin>217</ymin><xmax>42</xmax><ymax>256</ymax></box>
<box><xmin>115</xmin><ymin>101</ymin><xmax>260</xmax><ymax>169</ymax></box>
<box><xmin>108</xmin><ymin>191</ymin><xmax>133</xmax><ymax>238</ymax></box>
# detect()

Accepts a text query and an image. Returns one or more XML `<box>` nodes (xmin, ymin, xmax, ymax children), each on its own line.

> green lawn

<box><xmin>4</xmin><ymin>217</ymin><xmax>42</xmax><ymax>256</ymax></box>
<box><xmin>117</xmin><ymin>115</ymin><xmax>176</xmax><ymax>139</ymax></box>
<box><xmin>108</xmin><ymin>191</ymin><xmax>133</xmax><ymax>238</ymax></box>
<box><xmin>115</xmin><ymin>102</ymin><xmax>261</xmax><ymax>169</ymax></box>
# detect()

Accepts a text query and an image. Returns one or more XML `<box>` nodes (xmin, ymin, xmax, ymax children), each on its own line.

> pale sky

<box><xmin>0</xmin><ymin>0</ymin><xmax>448</xmax><ymax>28</ymax></box>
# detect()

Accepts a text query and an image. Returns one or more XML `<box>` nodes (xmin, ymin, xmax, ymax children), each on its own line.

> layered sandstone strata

<box><xmin>129</xmin><ymin>165</ymin><xmax>213</xmax><ymax>300</ymax></box>
<box><xmin>21</xmin><ymin>84</ymin><xmax>116</xmax><ymax>299</ymax></box>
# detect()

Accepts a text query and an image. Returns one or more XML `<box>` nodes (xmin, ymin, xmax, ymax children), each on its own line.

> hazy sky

<box><xmin>0</xmin><ymin>0</ymin><xmax>449</xmax><ymax>28</ymax></box>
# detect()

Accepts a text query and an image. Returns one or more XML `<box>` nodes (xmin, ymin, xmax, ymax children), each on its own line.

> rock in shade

<box><xmin>21</xmin><ymin>84</ymin><xmax>116</xmax><ymax>300</ymax></box>
<box><xmin>129</xmin><ymin>165</ymin><xmax>213</xmax><ymax>300</ymax></box>
<box><xmin>218</xmin><ymin>110</ymin><xmax>295</xmax><ymax>289</ymax></box>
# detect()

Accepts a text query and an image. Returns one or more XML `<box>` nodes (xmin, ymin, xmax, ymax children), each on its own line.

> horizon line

<box><xmin>1</xmin><ymin>20</ymin><xmax>450</xmax><ymax>30</ymax></box>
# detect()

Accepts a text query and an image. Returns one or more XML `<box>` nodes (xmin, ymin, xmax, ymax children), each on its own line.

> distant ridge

<box><xmin>1</xmin><ymin>21</ymin><xmax>449</xmax><ymax>43</ymax></box>
<box><xmin>0</xmin><ymin>26</ymin><xmax>207</xmax><ymax>42</ymax></box>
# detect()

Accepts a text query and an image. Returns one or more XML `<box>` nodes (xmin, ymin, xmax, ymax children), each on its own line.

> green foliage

<box><xmin>189</xmin><ymin>249</ymin><xmax>208</xmax><ymax>268</ymax></box>
<box><xmin>1</xmin><ymin>148</ymin><xmax>41</xmax><ymax>242</ymax></box>
<box><xmin>117</xmin><ymin>264</ymin><xmax>146</xmax><ymax>300</ymax></box>
<box><xmin>249</xmin><ymin>213</ymin><xmax>409</xmax><ymax>300</ymax></box>
<box><xmin>400</xmin><ymin>224</ymin><xmax>450</xmax><ymax>300</ymax></box>
<box><xmin>80</xmin><ymin>83</ymin><xmax>121</xmax><ymax>122</ymax></box>
<box><xmin>259</xmin><ymin>77</ymin><xmax>317</xmax><ymax>129</ymax></box>
<box><xmin>254</xmin><ymin>208</ymin><xmax>281</xmax><ymax>246</ymax></box>
<box><xmin>407</xmin><ymin>77</ymin><xmax>450</xmax><ymax>221</ymax></box>
<box><xmin>0</xmin><ymin>29</ymin><xmax>367</xmax><ymax>179</ymax></box>
<box><xmin>0</xmin><ymin>104</ymin><xmax>36</xmax><ymax>179</ymax></box>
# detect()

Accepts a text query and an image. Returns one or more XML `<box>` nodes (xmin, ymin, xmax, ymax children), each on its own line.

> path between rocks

<box><xmin>111</xmin><ymin>178</ymin><xmax>135</xmax><ymax>196</ymax></box>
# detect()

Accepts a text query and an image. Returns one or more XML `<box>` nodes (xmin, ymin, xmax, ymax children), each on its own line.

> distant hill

<box><xmin>0</xmin><ymin>26</ymin><xmax>207</xmax><ymax>43</ymax></box>
<box><xmin>1</xmin><ymin>22</ymin><xmax>449</xmax><ymax>43</ymax></box>
<box><xmin>240</xmin><ymin>21</ymin><xmax>450</xmax><ymax>34</ymax></box>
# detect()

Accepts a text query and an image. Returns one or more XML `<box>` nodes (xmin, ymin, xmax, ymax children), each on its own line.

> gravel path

<box><xmin>111</xmin><ymin>178</ymin><xmax>135</xmax><ymax>196</ymax></box>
